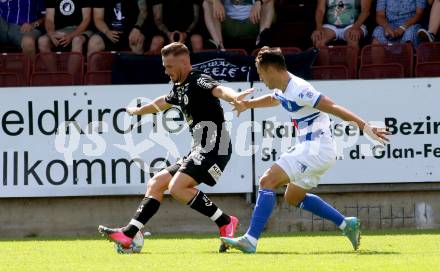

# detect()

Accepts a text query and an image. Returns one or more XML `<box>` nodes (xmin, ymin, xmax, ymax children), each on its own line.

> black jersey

<box><xmin>165</xmin><ymin>70</ymin><xmax>231</xmax><ymax>155</ymax></box>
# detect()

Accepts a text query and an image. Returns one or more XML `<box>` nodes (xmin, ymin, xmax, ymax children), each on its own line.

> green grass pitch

<box><xmin>1</xmin><ymin>230</ymin><xmax>439</xmax><ymax>271</ymax></box>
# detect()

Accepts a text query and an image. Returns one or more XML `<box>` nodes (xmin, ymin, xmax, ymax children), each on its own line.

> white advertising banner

<box><xmin>1</xmin><ymin>78</ymin><xmax>439</xmax><ymax>197</ymax></box>
<box><xmin>253</xmin><ymin>78</ymin><xmax>440</xmax><ymax>184</ymax></box>
<box><xmin>0</xmin><ymin>83</ymin><xmax>253</xmax><ymax>197</ymax></box>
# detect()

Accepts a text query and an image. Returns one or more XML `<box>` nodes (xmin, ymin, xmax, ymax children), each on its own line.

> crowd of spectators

<box><xmin>0</xmin><ymin>0</ymin><xmax>438</xmax><ymax>67</ymax></box>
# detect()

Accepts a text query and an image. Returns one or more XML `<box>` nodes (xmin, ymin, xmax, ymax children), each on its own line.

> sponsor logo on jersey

<box><xmin>296</xmin><ymin>161</ymin><xmax>308</xmax><ymax>173</ymax></box>
<box><xmin>208</xmin><ymin>164</ymin><xmax>222</xmax><ymax>182</ymax></box>
<box><xmin>190</xmin><ymin>151</ymin><xmax>205</xmax><ymax>166</ymax></box>
<box><xmin>299</xmin><ymin>90</ymin><xmax>315</xmax><ymax>99</ymax></box>
<box><xmin>196</xmin><ymin>77</ymin><xmax>213</xmax><ymax>90</ymax></box>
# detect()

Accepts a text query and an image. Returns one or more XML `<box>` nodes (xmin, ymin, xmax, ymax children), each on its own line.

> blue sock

<box><xmin>299</xmin><ymin>193</ymin><xmax>345</xmax><ymax>227</ymax></box>
<box><xmin>246</xmin><ymin>189</ymin><xmax>276</xmax><ymax>240</ymax></box>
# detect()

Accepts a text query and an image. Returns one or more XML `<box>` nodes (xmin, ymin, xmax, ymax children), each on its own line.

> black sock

<box><xmin>122</xmin><ymin>196</ymin><xmax>161</xmax><ymax>238</ymax></box>
<box><xmin>187</xmin><ymin>190</ymin><xmax>231</xmax><ymax>227</ymax></box>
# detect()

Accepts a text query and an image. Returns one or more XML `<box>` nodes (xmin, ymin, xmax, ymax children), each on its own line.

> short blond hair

<box><xmin>161</xmin><ymin>42</ymin><xmax>190</xmax><ymax>57</ymax></box>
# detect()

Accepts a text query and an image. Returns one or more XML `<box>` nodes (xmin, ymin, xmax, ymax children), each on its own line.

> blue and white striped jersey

<box><xmin>272</xmin><ymin>73</ymin><xmax>332</xmax><ymax>142</ymax></box>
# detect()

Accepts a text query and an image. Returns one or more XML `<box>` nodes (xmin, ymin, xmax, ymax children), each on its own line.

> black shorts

<box><xmin>165</xmin><ymin>150</ymin><xmax>231</xmax><ymax>187</ymax></box>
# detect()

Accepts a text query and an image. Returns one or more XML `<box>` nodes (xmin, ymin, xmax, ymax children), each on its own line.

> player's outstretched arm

<box><xmin>315</xmin><ymin>95</ymin><xmax>390</xmax><ymax>144</ymax></box>
<box><xmin>212</xmin><ymin>85</ymin><xmax>253</xmax><ymax>102</ymax></box>
<box><xmin>231</xmin><ymin>93</ymin><xmax>280</xmax><ymax>117</ymax></box>
<box><xmin>126</xmin><ymin>95</ymin><xmax>172</xmax><ymax>116</ymax></box>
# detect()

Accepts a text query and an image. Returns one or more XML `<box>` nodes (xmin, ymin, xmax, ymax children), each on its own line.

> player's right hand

<box><xmin>231</xmin><ymin>88</ymin><xmax>254</xmax><ymax>117</ymax></box>
<box><xmin>364</xmin><ymin>124</ymin><xmax>391</xmax><ymax>145</ymax></box>
<box><xmin>126</xmin><ymin>107</ymin><xmax>139</xmax><ymax>116</ymax></box>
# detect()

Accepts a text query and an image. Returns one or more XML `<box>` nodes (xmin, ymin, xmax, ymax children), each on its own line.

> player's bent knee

<box><xmin>146</xmin><ymin>179</ymin><xmax>158</xmax><ymax>191</ymax></box>
<box><xmin>147</xmin><ymin>175</ymin><xmax>170</xmax><ymax>193</ymax></box>
<box><xmin>168</xmin><ymin>183</ymin><xmax>181</xmax><ymax>198</ymax></box>
<box><xmin>259</xmin><ymin>176</ymin><xmax>279</xmax><ymax>189</ymax></box>
<box><xmin>283</xmin><ymin>194</ymin><xmax>302</xmax><ymax>207</ymax></box>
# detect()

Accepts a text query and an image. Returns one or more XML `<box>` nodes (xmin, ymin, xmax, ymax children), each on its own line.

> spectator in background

<box><xmin>149</xmin><ymin>0</ymin><xmax>203</xmax><ymax>53</ymax></box>
<box><xmin>88</xmin><ymin>0</ymin><xmax>147</xmax><ymax>56</ymax></box>
<box><xmin>0</xmin><ymin>0</ymin><xmax>45</xmax><ymax>57</ymax></box>
<box><xmin>372</xmin><ymin>0</ymin><xmax>425</xmax><ymax>47</ymax></box>
<box><xmin>417</xmin><ymin>0</ymin><xmax>439</xmax><ymax>42</ymax></box>
<box><xmin>311</xmin><ymin>0</ymin><xmax>372</xmax><ymax>48</ymax></box>
<box><xmin>39</xmin><ymin>0</ymin><xmax>92</xmax><ymax>54</ymax></box>
<box><xmin>203</xmin><ymin>0</ymin><xmax>275</xmax><ymax>50</ymax></box>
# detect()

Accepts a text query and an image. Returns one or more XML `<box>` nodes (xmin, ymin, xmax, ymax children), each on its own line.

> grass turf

<box><xmin>1</xmin><ymin>229</ymin><xmax>439</xmax><ymax>271</ymax></box>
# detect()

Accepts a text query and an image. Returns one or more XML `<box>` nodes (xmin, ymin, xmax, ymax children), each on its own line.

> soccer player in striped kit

<box><xmin>222</xmin><ymin>47</ymin><xmax>390</xmax><ymax>253</ymax></box>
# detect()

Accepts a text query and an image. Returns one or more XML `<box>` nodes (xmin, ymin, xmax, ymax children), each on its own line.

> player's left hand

<box><xmin>364</xmin><ymin>124</ymin><xmax>391</xmax><ymax>145</ymax></box>
<box><xmin>231</xmin><ymin>88</ymin><xmax>254</xmax><ymax>117</ymax></box>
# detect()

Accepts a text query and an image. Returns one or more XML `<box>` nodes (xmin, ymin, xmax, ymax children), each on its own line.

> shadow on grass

<box><xmin>256</xmin><ymin>250</ymin><xmax>400</xmax><ymax>255</ymax></box>
<box><xmin>135</xmin><ymin>249</ymin><xmax>400</xmax><ymax>256</ymax></box>
<box><xmin>1</xmin><ymin>228</ymin><xmax>439</xmax><ymax>242</ymax></box>
<box><xmin>259</xmin><ymin>229</ymin><xmax>440</xmax><ymax>238</ymax></box>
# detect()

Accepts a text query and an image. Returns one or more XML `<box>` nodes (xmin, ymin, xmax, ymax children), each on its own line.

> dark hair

<box><xmin>255</xmin><ymin>46</ymin><xmax>286</xmax><ymax>70</ymax></box>
<box><xmin>161</xmin><ymin>42</ymin><xmax>190</xmax><ymax>57</ymax></box>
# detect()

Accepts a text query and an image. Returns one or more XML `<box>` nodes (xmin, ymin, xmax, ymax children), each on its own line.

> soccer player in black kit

<box><xmin>99</xmin><ymin>42</ymin><xmax>250</xmax><ymax>252</ymax></box>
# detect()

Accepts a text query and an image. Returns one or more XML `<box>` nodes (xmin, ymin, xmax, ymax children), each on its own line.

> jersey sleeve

<box><xmin>196</xmin><ymin>74</ymin><xmax>220</xmax><ymax>92</ymax></box>
<box><xmin>294</xmin><ymin>86</ymin><xmax>322</xmax><ymax>108</ymax></box>
<box><xmin>164</xmin><ymin>88</ymin><xmax>179</xmax><ymax>105</ymax></box>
